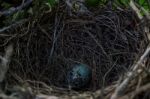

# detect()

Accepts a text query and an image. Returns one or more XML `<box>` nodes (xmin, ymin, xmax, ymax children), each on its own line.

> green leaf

<box><xmin>136</xmin><ymin>0</ymin><xmax>150</xmax><ymax>12</ymax></box>
<box><xmin>47</xmin><ymin>0</ymin><xmax>58</xmax><ymax>7</ymax></box>
<box><xmin>116</xmin><ymin>0</ymin><xmax>130</xmax><ymax>6</ymax></box>
<box><xmin>139</xmin><ymin>0</ymin><xmax>145</xmax><ymax>5</ymax></box>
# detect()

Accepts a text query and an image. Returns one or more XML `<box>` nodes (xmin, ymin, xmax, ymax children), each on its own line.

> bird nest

<box><xmin>0</xmin><ymin>1</ymin><xmax>150</xmax><ymax>99</ymax></box>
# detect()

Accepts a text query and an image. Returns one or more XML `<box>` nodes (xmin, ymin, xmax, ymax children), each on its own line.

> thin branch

<box><xmin>129</xmin><ymin>0</ymin><xmax>143</xmax><ymax>19</ymax></box>
<box><xmin>110</xmin><ymin>1</ymin><xmax>150</xmax><ymax>99</ymax></box>
<box><xmin>0</xmin><ymin>0</ymin><xmax>32</xmax><ymax>17</ymax></box>
<box><xmin>120</xmin><ymin>83</ymin><xmax>150</xmax><ymax>99</ymax></box>
<box><xmin>0</xmin><ymin>45</ymin><xmax>13</xmax><ymax>82</ymax></box>
<box><xmin>131</xmin><ymin>83</ymin><xmax>150</xmax><ymax>98</ymax></box>
<box><xmin>111</xmin><ymin>45</ymin><xmax>150</xmax><ymax>99</ymax></box>
<box><xmin>130</xmin><ymin>0</ymin><xmax>150</xmax><ymax>41</ymax></box>
<box><xmin>0</xmin><ymin>93</ymin><xmax>18</xmax><ymax>99</ymax></box>
<box><xmin>0</xmin><ymin>19</ymin><xmax>28</xmax><ymax>33</ymax></box>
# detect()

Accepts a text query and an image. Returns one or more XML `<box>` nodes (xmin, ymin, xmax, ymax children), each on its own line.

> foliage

<box><xmin>114</xmin><ymin>0</ymin><xmax>150</xmax><ymax>11</ymax></box>
<box><xmin>47</xmin><ymin>0</ymin><xmax>58</xmax><ymax>8</ymax></box>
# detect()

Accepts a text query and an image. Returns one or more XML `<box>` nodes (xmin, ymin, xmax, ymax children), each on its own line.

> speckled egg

<box><xmin>67</xmin><ymin>63</ymin><xmax>92</xmax><ymax>89</ymax></box>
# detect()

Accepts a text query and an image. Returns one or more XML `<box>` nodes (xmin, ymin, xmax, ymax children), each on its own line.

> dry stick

<box><xmin>141</xmin><ymin>7</ymin><xmax>150</xmax><ymax>20</ymax></box>
<box><xmin>111</xmin><ymin>2</ymin><xmax>149</xmax><ymax>97</ymax></box>
<box><xmin>0</xmin><ymin>0</ymin><xmax>32</xmax><ymax>33</ymax></box>
<box><xmin>129</xmin><ymin>0</ymin><xmax>143</xmax><ymax>20</ymax></box>
<box><xmin>48</xmin><ymin>15</ymin><xmax>64</xmax><ymax>64</ymax></box>
<box><xmin>0</xmin><ymin>19</ymin><xmax>28</xmax><ymax>33</ymax></box>
<box><xmin>121</xmin><ymin>83</ymin><xmax>150</xmax><ymax>99</ymax></box>
<box><xmin>0</xmin><ymin>45</ymin><xmax>13</xmax><ymax>83</ymax></box>
<box><xmin>111</xmin><ymin>45</ymin><xmax>150</xmax><ymax>99</ymax></box>
<box><xmin>111</xmin><ymin>1</ymin><xmax>150</xmax><ymax>98</ymax></box>
<box><xmin>0</xmin><ymin>93</ymin><xmax>18</xmax><ymax>99</ymax></box>
<box><xmin>131</xmin><ymin>83</ymin><xmax>150</xmax><ymax>98</ymax></box>
<box><xmin>0</xmin><ymin>0</ymin><xmax>32</xmax><ymax>17</ymax></box>
<box><xmin>130</xmin><ymin>0</ymin><xmax>150</xmax><ymax>41</ymax></box>
<box><xmin>132</xmin><ymin>0</ymin><xmax>150</xmax><ymax>20</ymax></box>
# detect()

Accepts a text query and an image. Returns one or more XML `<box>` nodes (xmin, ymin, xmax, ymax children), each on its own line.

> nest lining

<box><xmin>1</xmin><ymin>5</ymin><xmax>148</xmax><ymax>92</ymax></box>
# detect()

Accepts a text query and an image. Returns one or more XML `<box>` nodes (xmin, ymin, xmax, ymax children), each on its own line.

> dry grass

<box><xmin>0</xmin><ymin>1</ymin><xmax>149</xmax><ymax>99</ymax></box>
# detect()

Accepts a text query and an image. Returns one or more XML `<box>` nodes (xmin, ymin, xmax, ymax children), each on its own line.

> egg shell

<box><xmin>67</xmin><ymin>64</ymin><xmax>92</xmax><ymax>89</ymax></box>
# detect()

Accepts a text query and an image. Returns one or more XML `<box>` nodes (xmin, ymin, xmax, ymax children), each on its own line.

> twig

<box><xmin>0</xmin><ymin>45</ymin><xmax>13</xmax><ymax>83</ymax></box>
<box><xmin>120</xmin><ymin>83</ymin><xmax>150</xmax><ymax>99</ymax></box>
<box><xmin>110</xmin><ymin>1</ymin><xmax>150</xmax><ymax>98</ymax></box>
<box><xmin>129</xmin><ymin>0</ymin><xmax>143</xmax><ymax>19</ymax></box>
<box><xmin>0</xmin><ymin>93</ymin><xmax>18</xmax><ymax>99</ymax></box>
<box><xmin>132</xmin><ymin>83</ymin><xmax>150</xmax><ymax>99</ymax></box>
<box><xmin>0</xmin><ymin>19</ymin><xmax>28</xmax><ymax>33</ymax></box>
<box><xmin>0</xmin><ymin>0</ymin><xmax>32</xmax><ymax>17</ymax></box>
<box><xmin>110</xmin><ymin>45</ymin><xmax>150</xmax><ymax>99</ymax></box>
<box><xmin>130</xmin><ymin>0</ymin><xmax>150</xmax><ymax>20</ymax></box>
<box><xmin>130</xmin><ymin>0</ymin><xmax>150</xmax><ymax>41</ymax></box>
<box><xmin>48</xmin><ymin>14</ymin><xmax>64</xmax><ymax>63</ymax></box>
<box><xmin>36</xmin><ymin>95</ymin><xmax>59</xmax><ymax>99</ymax></box>
<box><xmin>131</xmin><ymin>83</ymin><xmax>150</xmax><ymax>98</ymax></box>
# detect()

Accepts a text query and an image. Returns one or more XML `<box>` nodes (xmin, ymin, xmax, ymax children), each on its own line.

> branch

<box><xmin>0</xmin><ymin>45</ymin><xmax>13</xmax><ymax>83</ymax></box>
<box><xmin>130</xmin><ymin>0</ymin><xmax>150</xmax><ymax>41</ymax></box>
<box><xmin>129</xmin><ymin>0</ymin><xmax>143</xmax><ymax>19</ymax></box>
<box><xmin>0</xmin><ymin>0</ymin><xmax>32</xmax><ymax>17</ymax></box>
<box><xmin>110</xmin><ymin>45</ymin><xmax>150</xmax><ymax>99</ymax></box>
<box><xmin>0</xmin><ymin>19</ymin><xmax>28</xmax><ymax>33</ymax></box>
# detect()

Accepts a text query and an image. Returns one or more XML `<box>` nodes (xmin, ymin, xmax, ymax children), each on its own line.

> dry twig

<box><xmin>0</xmin><ymin>45</ymin><xmax>13</xmax><ymax>83</ymax></box>
<box><xmin>0</xmin><ymin>0</ymin><xmax>32</xmax><ymax>17</ymax></box>
<box><xmin>0</xmin><ymin>19</ymin><xmax>28</xmax><ymax>33</ymax></box>
<box><xmin>111</xmin><ymin>45</ymin><xmax>150</xmax><ymax>99</ymax></box>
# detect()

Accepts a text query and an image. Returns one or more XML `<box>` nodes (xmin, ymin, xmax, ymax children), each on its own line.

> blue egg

<box><xmin>67</xmin><ymin>63</ymin><xmax>92</xmax><ymax>89</ymax></box>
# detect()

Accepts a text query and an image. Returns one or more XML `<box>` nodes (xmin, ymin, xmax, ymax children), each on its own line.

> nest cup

<box><xmin>1</xmin><ymin>4</ymin><xmax>148</xmax><ymax>92</ymax></box>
